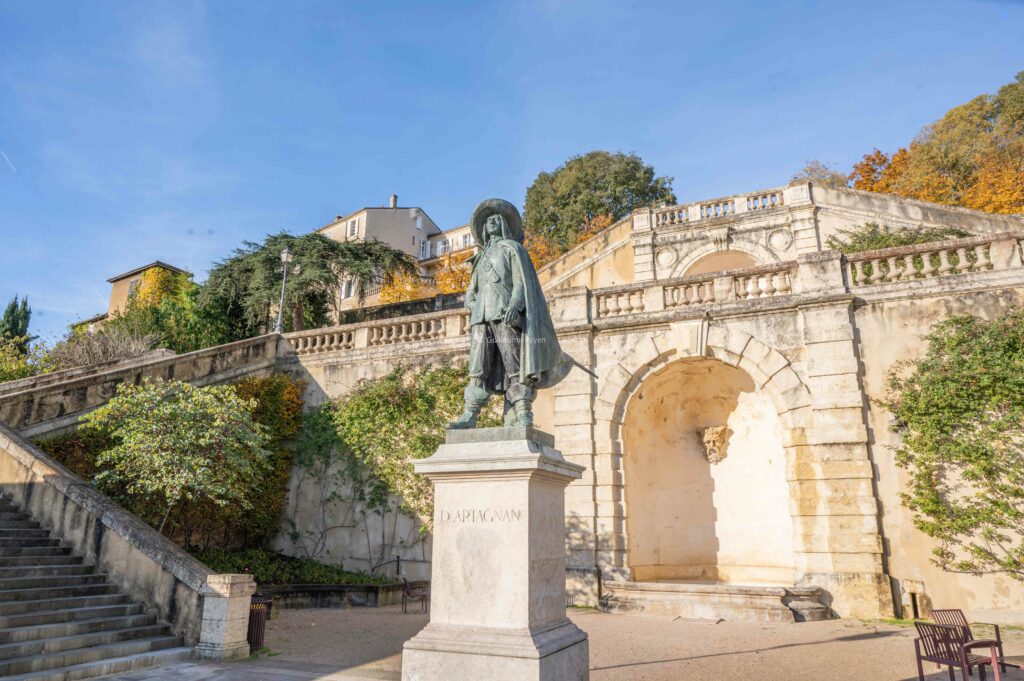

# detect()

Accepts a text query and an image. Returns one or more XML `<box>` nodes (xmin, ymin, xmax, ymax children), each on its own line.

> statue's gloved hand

<box><xmin>504</xmin><ymin>306</ymin><xmax>521</xmax><ymax>327</ymax></box>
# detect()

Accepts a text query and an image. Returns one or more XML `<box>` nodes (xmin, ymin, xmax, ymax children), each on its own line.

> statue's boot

<box><xmin>513</xmin><ymin>399</ymin><xmax>534</xmax><ymax>427</ymax></box>
<box><xmin>447</xmin><ymin>383</ymin><xmax>489</xmax><ymax>429</ymax></box>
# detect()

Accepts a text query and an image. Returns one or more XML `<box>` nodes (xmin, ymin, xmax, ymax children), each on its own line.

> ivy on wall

<box><xmin>288</xmin><ymin>365</ymin><xmax>501</xmax><ymax>565</ymax></box>
<box><xmin>825</xmin><ymin>222</ymin><xmax>969</xmax><ymax>254</ymax></box>
<box><xmin>887</xmin><ymin>310</ymin><xmax>1024</xmax><ymax>580</ymax></box>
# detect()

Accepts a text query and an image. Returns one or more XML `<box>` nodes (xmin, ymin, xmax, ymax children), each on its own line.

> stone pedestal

<box><xmin>194</xmin><ymin>573</ymin><xmax>256</xmax><ymax>661</ymax></box>
<box><xmin>401</xmin><ymin>427</ymin><xmax>589</xmax><ymax>681</ymax></box>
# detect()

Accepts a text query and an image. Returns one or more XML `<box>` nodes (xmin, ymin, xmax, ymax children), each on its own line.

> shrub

<box><xmin>39</xmin><ymin>372</ymin><xmax>306</xmax><ymax>550</ymax></box>
<box><xmin>46</xmin><ymin>327</ymin><xmax>158</xmax><ymax>371</ymax></box>
<box><xmin>826</xmin><ymin>222</ymin><xmax>969</xmax><ymax>254</ymax></box>
<box><xmin>192</xmin><ymin>547</ymin><xmax>391</xmax><ymax>586</ymax></box>
<box><xmin>80</xmin><ymin>378</ymin><xmax>273</xmax><ymax>534</ymax></box>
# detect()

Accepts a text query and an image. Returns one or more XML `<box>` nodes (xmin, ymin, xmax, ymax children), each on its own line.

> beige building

<box><xmin>319</xmin><ymin>195</ymin><xmax>479</xmax><ymax>311</ymax></box>
<box><xmin>76</xmin><ymin>261</ymin><xmax>191</xmax><ymax>331</ymax></box>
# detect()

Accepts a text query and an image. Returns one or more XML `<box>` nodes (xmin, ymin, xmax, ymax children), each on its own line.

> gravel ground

<box><xmin>258</xmin><ymin>605</ymin><xmax>1024</xmax><ymax>681</ymax></box>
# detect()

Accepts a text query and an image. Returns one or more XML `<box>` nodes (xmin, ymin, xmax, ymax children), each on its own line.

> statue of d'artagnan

<box><xmin>448</xmin><ymin>199</ymin><xmax>574</xmax><ymax>429</ymax></box>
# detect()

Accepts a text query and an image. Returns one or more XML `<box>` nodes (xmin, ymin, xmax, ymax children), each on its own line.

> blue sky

<box><xmin>2</xmin><ymin>0</ymin><xmax>1023</xmax><ymax>339</ymax></box>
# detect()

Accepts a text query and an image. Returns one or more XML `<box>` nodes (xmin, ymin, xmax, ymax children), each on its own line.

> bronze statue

<box><xmin>448</xmin><ymin>199</ymin><xmax>573</xmax><ymax>429</ymax></box>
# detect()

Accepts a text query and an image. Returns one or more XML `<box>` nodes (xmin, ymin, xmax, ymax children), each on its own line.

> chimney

<box><xmin>389</xmin><ymin>194</ymin><xmax>398</xmax><ymax>209</ymax></box>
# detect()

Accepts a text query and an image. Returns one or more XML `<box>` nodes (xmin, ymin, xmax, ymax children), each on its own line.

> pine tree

<box><xmin>0</xmin><ymin>296</ymin><xmax>32</xmax><ymax>352</ymax></box>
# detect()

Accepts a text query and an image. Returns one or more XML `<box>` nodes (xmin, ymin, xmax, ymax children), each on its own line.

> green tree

<box><xmin>0</xmin><ymin>296</ymin><xmax>32</xmax><ymax>352</ymax></box>
<box><xmin>202</xmin><ymin>232</ymin><xmax>416</xmax><ymax>336</ymax></box>
<box><xmin>81</xmin><ymin>378</ymin><xmax>273</xmax><ymax>534</ymax></box>
<box><xmin>524</xmin><ymin>151</ymin><xmax>675</xmax><ymax>251</ymax></box>
<box><xmin>791</xmin><ymin>160</ymin><xmax>849</xmax><ymax>189</ymax></box>
<box><xmin>887</xmin><ymin>311</ymin><xmax>1024</xmax><ymax>579</ymax></box>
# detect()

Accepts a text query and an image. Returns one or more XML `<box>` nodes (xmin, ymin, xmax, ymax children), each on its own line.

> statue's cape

<box><xmin>504</xmin><ymin>240</ymin><xmax>574</xmax><ymax>390</ymax></box>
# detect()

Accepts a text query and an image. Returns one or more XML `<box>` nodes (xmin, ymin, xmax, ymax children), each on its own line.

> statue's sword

<box><xmin>568</xmin><ymin>356</ymin><xmax>598</xmax><ymax>379</ymax></box>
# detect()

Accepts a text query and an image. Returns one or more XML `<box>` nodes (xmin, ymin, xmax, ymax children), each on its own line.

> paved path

<box><xmin>108</xmin><ymin>606</ymin><xmax>1024</xmax><ymax>681</ymax></box>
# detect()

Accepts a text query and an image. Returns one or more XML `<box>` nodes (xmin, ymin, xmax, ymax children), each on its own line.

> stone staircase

<box><xmin>0</xmin><ymin>495</ymin><xmax>191</xmax><ymax>680</ymax></box>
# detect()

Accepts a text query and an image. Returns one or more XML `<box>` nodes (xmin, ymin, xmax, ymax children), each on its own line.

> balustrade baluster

<box><xmin>886</xmin><ymin>257</ymin><xmax>899</xmax><ymax>282</ymax></box>
<box><xmin>938</xmin><ymin>249</ymin><xmax>953</xmax><ymax>275</ymax></box>
<box><xmin>921</xmin><ymin>251</ymin><xmax>937</xmax><ymax>277</ymax></box>
<box><xmin>598</xmin><ymin>296</ymin><xmax>609</xmax><ymax>317</ymax></box>
<box><xmin>955</xmin><ymin>247</ymin><xmax>970</xmax><ymax>273</ymax></box>
<box><xmin>777</xmin><ymin>271</ymin><xmax>792</xmax><ymax>294</ymax></box>
<box><xmin>868</xmin><ymin>259</ymin><xmax>884</xmax><ymax>285</ymax></box>
<box><xmin>760</xmin><ymin>274</ymin><xmax>775</xmax><ymax>297</ymax></box>
<box><xmin>975</xmin><ymin>244</ymin><xmax>992</xmax><ymax>270</ymax></box>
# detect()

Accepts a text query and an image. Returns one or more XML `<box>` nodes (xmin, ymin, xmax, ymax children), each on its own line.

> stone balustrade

<box><xmin>0</xmin><ymin>334</ymin><xmax>284</xmax><ymax>437</ymax></box>
<box><xmin>284</xmin><ymin>309</ymin><xmax>470</xmax><ymax>356</ymax></box>
<box><xmin>664</xmin><ymin>276</ymin><xmax>716</xmax><ymax>309</ymax></box>
<box><xmin>652</xmin><ymin>186</ymin><xmax>787</xmax><ymax>228</ymax></box>
<box><xmin>592</xmin><ymin>261</ymin><xmax>800</xmax><ymax>320</ymax></box>
<box><xmin>846</xmin><ymin>233</ymin><xmax>1019</xmax><ymax>287</ymax></box>
<box><xmin>746</xmin><ymin>190</ymin><xmax>784</xmax><ymax>211</ymax></box>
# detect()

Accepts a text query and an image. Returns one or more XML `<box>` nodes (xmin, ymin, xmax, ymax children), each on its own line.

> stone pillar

<box><xmin>194</xmin><ymin>573</ymin><xmax>256</xmax><ymax>661</ymax></box>
<box><xmin>794</xmin><ymin>300</ymin><xmax>894</xmax><ymax>618</ymax></box>
<box><xmin>401</xmin><ymin>427</ymin><xmax>589</xmax><ymax>681</ymax></box>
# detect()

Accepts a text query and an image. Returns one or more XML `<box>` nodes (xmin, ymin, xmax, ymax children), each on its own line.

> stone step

<box><xmin>0</xmin><ymin>564</ymin><xmax>94</xmax><ymax>578</ymax></box>
<box><xmin>0</xmin><ymin>520</ymin><xmax>42</xmax><ymax>530</ymax></box>
<box><xmin>0</xmin><ymin>537</ymin><xmax>59</xmax><ymax>548</ymax></box>
<box><xmin>0</xmin><ymin>639</ymin><xmax>187</xmax><ymax>675</ymax></box>
<box><xmin>0</xmin><ymin>594</ymin><xmax>128</xmax><ymax>617</ymax></box>
<box><xmin>0</xmin><ymin>554</ymin><xmax>82</xmax><ymax>567</ymax></box>
<box><xmin>786</xmin><ymin>598</ymin><xmax>832</xmax><ymax>622</ymax></box>
<box><xmin>0</xmin><ymin>529</ymin><xmax>50</xmax><ymax>539</ymax></box>
<box><xmin>0</xmin><ymin>583</ymin><xmax>117</xmax><ymax>604</ymax></box>
<box><xmin>0</xmin><ymin>573</ymin><xmax>108</xmax><ymax>592</ymax></box>
<box><xmin>0</xmin><ymin>512</ymin><xmax>30</xmax><ymax>522</ymax></box>
<box><xmin>601</xmin><ymin>581</ymin><xmax>831</xmax><ymax>623</ymax></box>
<box><xmin>0</xmin><ymin>546</ymin><xmax>70</xmax><ymax>558</ymax></box>
<box><xmin>0</xmin><ymin>613</ymin><xmax>159</xmax><ymax>645</ymax></box>
<box><xmin>0</xmin><ymin>603</ymin><xmax>145</xmax><ymax>630</ymax></box>
<box><xmin>0</xmin><ymin>623</ymin><xmax>170</xmax><ymax>661</ymax></box>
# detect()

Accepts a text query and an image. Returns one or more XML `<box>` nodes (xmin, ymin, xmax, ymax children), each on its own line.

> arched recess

<box><xmin>593</xmin><ymin>326</ymin><xmax>812</xmax><ymax>581</ymax></box>
<box><xmin>683</xmin><ymin>250</ymin><xmax>757</xmax><ymax>275</ymax></box>
<box><xmin>668</xmin><ymin>240</ymin><xmax>781</xmax><ymax>279</ymax></box>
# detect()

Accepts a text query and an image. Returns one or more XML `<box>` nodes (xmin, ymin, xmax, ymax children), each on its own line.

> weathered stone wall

<box><xmin>854</xmin><ymin>285</ymin><xmax>1024</xmax><ymax>624</ymax></box>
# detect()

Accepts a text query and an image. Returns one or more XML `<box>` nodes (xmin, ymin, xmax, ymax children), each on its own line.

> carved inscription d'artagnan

<box><xmin>439</xmin><ymin>508</ymin><xmax>523</xmax><ymax>523</ymax></box>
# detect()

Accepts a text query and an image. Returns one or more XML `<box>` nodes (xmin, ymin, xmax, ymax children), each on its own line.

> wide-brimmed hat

<box><xmin>470</xmin><ymin>198</ymin><xmax>524</xmax><ymax>244</ymax></box>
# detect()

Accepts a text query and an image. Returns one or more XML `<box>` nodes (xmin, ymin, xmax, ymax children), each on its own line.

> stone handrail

<box><xmin>0</xmin><ymin>334</ymin><xmax>283</xmax><ymax>437</ymax></box>
<box><xmin>653</xmin><ymin>187</ymin><xmax>786</xmax><ymax>227</ymax></box>
<box><xmin>846</xmin><ymin>233</ymin><xmax>1021</xmax><ymax>287</ymax></box>
<box><xmin>0</xmin><ymin>349</ymin><xmax>176</xmax><ymax>397</ymax></box>
<box><xmin>284</xmin><ymin>308</ymin><xmax>471</xmax><ymax>356</ymax></box>
<box><xmin>593</xmin><ymin>261</ymin><xmax>799</xmax><ymax>320</ymax></box>
<box><xmin>0</xmin><ymin>422</ymin><xmax>254</xmax><ymax>659</ymax></box>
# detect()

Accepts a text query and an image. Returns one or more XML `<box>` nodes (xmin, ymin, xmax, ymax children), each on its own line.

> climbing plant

<box><xmin>887</xmin><ymin>310</ymin><xmax>1024</xmax><ymax>580</ymax></box>
<box><xmin>288</xmin><ymin>365</ymin><xmax>501</xmax><ymax>565</ymax></box>
<box><xmin>825</xmin><ymin>222</ymin><xmax>969</xmax><ymax>254</ymax></box>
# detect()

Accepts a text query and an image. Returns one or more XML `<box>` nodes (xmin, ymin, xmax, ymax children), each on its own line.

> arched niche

<box><xmin>621</xmin><ymin>357</ymin><xmax>795</xmax><ymax>585</ymax></box>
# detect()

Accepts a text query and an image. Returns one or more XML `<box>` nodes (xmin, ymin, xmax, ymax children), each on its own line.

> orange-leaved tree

<box><xmin>379</xmin><ymin>271</ymin><xmax>436</xmax><ymax>304</ymax></box>
<box><xmin>434</xmin><ymin>251</ymin><xmax>473</xmax><ymax>294</ymax></box>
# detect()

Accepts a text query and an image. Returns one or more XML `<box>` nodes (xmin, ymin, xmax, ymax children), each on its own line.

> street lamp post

<box><xmin>274</xmin><ymin>246</ymin><xmax>294</xmax><ymax>334</ymax></box>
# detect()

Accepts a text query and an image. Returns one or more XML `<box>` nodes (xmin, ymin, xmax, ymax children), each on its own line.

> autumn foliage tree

<box><xmin>848</xmin><ymin>72</ymin><xmax>1024</xmax><ymax>215</ymax></box>
<box><xmin>434</xmin><ymin>251</ymin><xmax>473</xmax><ymax>294</ymax></box>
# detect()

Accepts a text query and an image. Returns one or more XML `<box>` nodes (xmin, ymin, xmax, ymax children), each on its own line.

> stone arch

<box><xmin>593</xmin><ymin>325</ymin><xmax>812</xmax><ymax>580</ymax></box>
<box><xmin>668</xmin><ymin>239</ymin><xmax>781</xmax><ymax>279</ymax></box>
